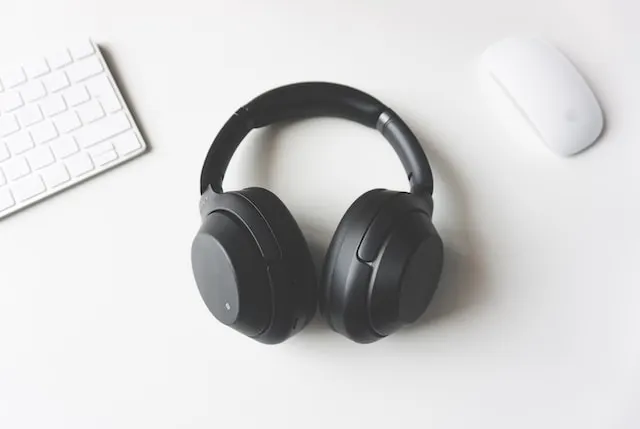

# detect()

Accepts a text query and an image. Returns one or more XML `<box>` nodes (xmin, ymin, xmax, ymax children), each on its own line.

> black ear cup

<box><xmin>320</xmin><ymin>189</ymin><xmax>396</xmax><ymax>324</ymax></box>
<box><xmin>191</xmin><ymin>188</ymin><xmax>316</xmax><ymax>344</ymax></box>
<box><xmin>192</xmin><ymin>209</ymin><xmax>273</xmax><ymax>338</ymax></box>
<box><xmin>237</xmin><ymin>187</ymin><xmax>317</xmax><ymax>331</ymax></box>
<box><xmin>321</xmin><ymin>190</ymin><xmax>444</xmax><ymax>343</ymax></box>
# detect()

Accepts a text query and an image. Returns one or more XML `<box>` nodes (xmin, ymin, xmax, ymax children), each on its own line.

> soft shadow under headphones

<box><xmin>192</xmin><ymin>82</ymin><xmax>444</xmax><ymax>344</ymax></box>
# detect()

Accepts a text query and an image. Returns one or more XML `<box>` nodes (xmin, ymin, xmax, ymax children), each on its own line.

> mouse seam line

<box><xmin>489</xmin><ymin>71</ymin><xmax>548</xmax><ymax>145</ymax></box>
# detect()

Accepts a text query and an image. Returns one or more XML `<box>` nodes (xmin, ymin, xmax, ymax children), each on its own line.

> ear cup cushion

<box><xmin>320</xmin><ymin>189</ymin><xmax>399</xmax><ymax>332</ymax></box>
<box><xmin>235</xmin><ymin>187</ymin><xmax>317</xmax><ymax>330</ymax></box>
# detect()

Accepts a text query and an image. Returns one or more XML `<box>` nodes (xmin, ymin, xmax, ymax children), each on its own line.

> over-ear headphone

<box><xmin>192</xmin><ymin>82</ymin><xmax>444</xmax><ymax>344</ymax></box>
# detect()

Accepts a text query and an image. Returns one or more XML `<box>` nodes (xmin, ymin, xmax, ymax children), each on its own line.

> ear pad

<box><xmin>321</xmin><ymin>190</ymin><xmax>444</xmax><ymax>343</ymax></box>
<box><xmin>320</xmin><ymin>189</ymin><xmax>396</xmax><ymax>335</ymax></box>
<box><xmin>238</xmin><ymin>187</ymin><xmax>317</xmax><ymax>331</ymax></box>
<box><xmin>191</xmin><ymin>188</ymin><xmax>316</xmax><ymax>344</ymax></box>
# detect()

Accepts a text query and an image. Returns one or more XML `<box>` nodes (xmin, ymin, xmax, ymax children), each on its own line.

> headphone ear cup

<box><xmin>321</xmin><ymin>191</ymin><xmax>444</xmax><ymax>343</ymax></box>
<box><xmin>366</xmin><ymin>209</ymin><xmax>443</xmax><ymax>336</ymax></box>
<box><xmin>192</xmin><ymin>209</ymin><xmax>274</xmax><ymax>338</ymax></box>
<box><xmin>192</xmin><ymin>187</ymin><xmax>316</xmax><ymax>344</ymax></box>
<box><xmin>237</xmin><ymin>187</ymin><xmax>317</xmax><ymax>335</ymax></box>
<box><xmin>321</xmin><ymin>189</ymin><xmax>397</xmax><ymax>338</ymax></box>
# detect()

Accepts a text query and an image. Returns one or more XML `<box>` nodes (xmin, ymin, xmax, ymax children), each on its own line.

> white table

<box><xmin>1</xmin><ymin>1</ymin><xmax>638</xmax><ymax>428</ymax></box>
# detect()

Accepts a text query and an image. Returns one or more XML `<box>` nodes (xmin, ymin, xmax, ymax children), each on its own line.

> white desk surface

<box><xmin>1</xmin><ymin>1</ymin><xmax>638</xmax><ymax>428</ymax></box>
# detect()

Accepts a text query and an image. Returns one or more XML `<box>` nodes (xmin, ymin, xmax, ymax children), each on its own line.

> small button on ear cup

<box><xmin>192</xmin><ymin>211</ymin><xmax>273</xmax><ymax>338</ymax></box>
<box><xmin>236</xmin><ymin>187</ymin><xmax>317</xmax><ymax>341</ymax></box>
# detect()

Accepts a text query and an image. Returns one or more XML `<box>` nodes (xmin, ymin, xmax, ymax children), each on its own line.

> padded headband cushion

<box><xmin>245</xmin><ymin>82</ymin><xmax>385</xmax><ymax>129</ymax></box>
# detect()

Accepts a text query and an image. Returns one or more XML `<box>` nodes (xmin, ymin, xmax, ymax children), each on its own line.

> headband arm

<box><xmin>200</xmin><ymin>111</ymin><xmax>251</xmax><ymax>194</ymax></box>
<box><xmin>377</xmin><ymin>111</ymin><xmax>434</xmax><ymax>195</ymax></box>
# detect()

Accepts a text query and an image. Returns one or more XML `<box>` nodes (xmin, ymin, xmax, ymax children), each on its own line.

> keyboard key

<box><xmin>21</xmin><ymin>81</ymin><xmax>47</xmax><ymax>102</ymax></box>
<box><xmin>0</xmin><ymin>169</ymin><xmax>5</xmax><ymax>187</ymax></box>
<box><xmin>1</xmin><ymin>67</ymin><xmax>27</xmax><ymax>88</ymax></box>
<box><xmin>66</xmin><ymin>56</ymin><xmax>103</xmax><ymax>82</ymax></box>
<box><xmin>26</xmin><ymin>146</ymin><xmax>55</xmax><ymax>170</ymax></box>
<box><xmin>41</xmin><ymin>163</ymin><xmax>70</xmax><ymax>188</ymax></box>
<box><xmin>47</xmin><ymin>49</ymin><xmax>73</xmax><ymax>69</ymax></box>
<box><xmin>50</xmin><ymin>135</ymin><xmax>78</xmax><ymax>158</ymax></box>
<box><xmin>0</xmin><ymin>142</ymin><xmax>10</xmax><ymax>161</ymax></box>
<box><xmin>76</xmin><ymin>99</ymin><xmax>104</xmax><ymax>123</ymax></box>
<box><xmin>65</xmin><ymin>152</ymin><xmax>94</xmax><ymax>177</ymax></box>
<box><xmin>101</xmin><ymin>92</ymin><xmax>121</xmax><ymax>113</ymax></box>
<box><xmin>30</xmin><ymin>121</ymin><xmax>58</xmax><ymax>144</ymax></box>
<box><xmin>88</xmin><ymin>141</ymin><xmax>112</xmax><ymax>155</ymax></box>
<box><xmin>13</xmin><ymin>175</ymin><xmax>46</xmax><ymax>201</ymax></box>
<box><xmin>75</xmin><ymin>111</ymin><xmax>130</xmax><ymax>148</ymax></box>
<box><xmin>62</xmin><ymin>85</ymin><xmax>89</xmax><ymax>106</ymax></box>
<box><xmin>69</xmin><ymin>40</ymin><xmax>95</xmax><ymax>59</ymax></box>
<box><xmin>0</xmin><ymin>115</ymin><xmax>20</xmax><ymax>137</ymax></box>
<box><xmin>16</xmin><ymin>104</ymin><xmax>44</xmax><ymax>127</ymax></box>
<box><xmin>86</xmin><ymin>76</ymin><xmax>121</xmax><ymax>113</ymax></box>
<box><xmin>40</xmin><ymin>94</ymin><xmax>67</xmax><ymax>117</ymax></box>
<box><xmin>23</xmin><ymin>58</ymin><xmax>50</xmax><ymax>79</ymax></box>
<box><xmin>0</xmin><ymin>91</ymin><xmax>25</xmax><ymax>112</ymax></box>
<box><xmin>5</xmin><ymin>131</ymin><xmax>34</xmax><ymax>155</ymax></box>
<box><xmin>54</xmin><ymin>110</ymin><xmax>81</xmax><ymax>133</ymax></box>
<box><xmin>76</xmin><ymin>112</ymin><xmax>131</xmax><ymax>148</ymax></box>
<box><xmin>113</xmin><ymin>132</ymin><xmax>142</xmax><ymax>156</ymax></box>
<box><xmin>91</xmin><ymin>148</ymin><xmax>118</xmax><ymax>166</ymax></box>
<box><xmin>42</xmin><ymin>71</ymin><xmax>70</xmax><ymax>92</ymax></box>
<box><xmin>3</xmin><ymin>157</ymin><xmax>30</xmax><ymax>180</ymax></box>
<box><xmin>0</xmin><ymin>189</ymin><xmax>15</xmax><ymax>212</ymax></box>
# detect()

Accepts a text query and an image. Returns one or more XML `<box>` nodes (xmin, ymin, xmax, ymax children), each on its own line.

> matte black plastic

<box><xmin>321</xmin><ymin>190</ymin><xmax>444</xmax><ymax>343</ymax></box>
<box><xmin>191</xmin><ymin>187</ymin><xmax>316</xmax><ymax>344</ymax></box>
<box><xmin>199</xmin><ymin>82</ymin><xmax>433</xmax><ymax>196</ymax></box>
<box><xmin>368</xmin><ymin>212</ymin><xmax>444</xmax><ymax>336</ymax></box>
<box><xmin>320</xmin><ymin>190</ymin><xmax>396</xmax><ymax>322</ymax></box>
<box><xmin>199</xmin><ymin>187</ymin><xmax>280</xmax><ymax>261</ymax></box>
<box><xmin>331</xmin><ymin>259</ymin><xmax>377</xmax><ymax>342</ymax></box>
<box><xmin>200</xmin><ymin>112</ymin><xmax>252</xmax><ymax>194</ymax></box>
<box><xmin>378</xmin><ymin>112</ymin><xmax>434</xmax><ymax>196</ymax></box>
<box><xmin>357</xmin><ymin>193</ymin><xmax>433</xmax><ymax>262</ymax></box>
<box><xmin>192</xmin><ymin>212</ymin><xmax>273</xmax><ymax>337</ymax></box>
<box><xmin>321</xmin><ymin>190</ymin><xmax>398</xmax><ymax>342</ymax></box>
<box><xmin>237</xmin><ymin>187</ymin><xmax>317</xmax><ymax>340</ymax></box>
<box><xmin>247</xmin><ymin>82</ymin><xmax>384</xmax><ymax>129</ymax></box>
<box><xmin>192</xmin><ymin>188</ymin><xmax>317</xmax><ymax>344</ymax></box>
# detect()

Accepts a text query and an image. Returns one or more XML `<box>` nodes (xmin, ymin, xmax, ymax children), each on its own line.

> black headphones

<box><xmin>192</xmin><ymin>82</ymin><xmax>444</xmax><ymax>344</ymax></box>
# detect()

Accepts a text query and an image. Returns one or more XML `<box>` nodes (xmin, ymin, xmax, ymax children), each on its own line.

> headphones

<box><xmin>192</xmin><ymin>82</ymin><xmax>444</xmax><ymax>344</ymax></box>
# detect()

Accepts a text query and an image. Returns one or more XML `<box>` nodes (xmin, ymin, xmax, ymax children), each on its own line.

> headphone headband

<box><xmin>199</xmin><ymin>82</ymin><xmax>434</xmax><ymax>196</ymax></box>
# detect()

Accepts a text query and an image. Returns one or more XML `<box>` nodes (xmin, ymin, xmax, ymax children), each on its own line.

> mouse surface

<box><xmin>480</xmin><ymin>37</ymin><xmax>604</xmax><ymax>156</ymax></box>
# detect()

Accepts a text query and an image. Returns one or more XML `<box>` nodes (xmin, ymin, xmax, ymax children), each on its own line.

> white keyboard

<box><xmin>0</xmin><ymin>39</ymin><xmax>147</xmax><ymax>219</ymax></box>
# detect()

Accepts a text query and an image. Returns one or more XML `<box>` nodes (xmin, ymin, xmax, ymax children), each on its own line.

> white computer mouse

<box><xmin>480</xmin><ymin>37</ymin><xmax>604</xmax><ymax>156</ymax></box>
